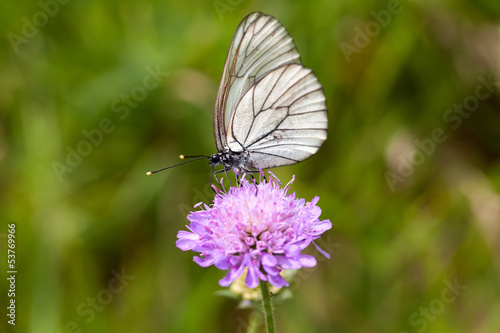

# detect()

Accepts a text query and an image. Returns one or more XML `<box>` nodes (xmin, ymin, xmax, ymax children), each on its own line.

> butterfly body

<box><xmin>209</xmin><ymin>148</ymin><xmax>250</xmax><ymax>174</ymax></box>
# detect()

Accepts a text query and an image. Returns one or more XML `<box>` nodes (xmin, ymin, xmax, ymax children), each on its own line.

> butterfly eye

<box><xmin>210</xmin><ymin>154</ymin><xmax>221</xmax><ymax>164</ymax></box>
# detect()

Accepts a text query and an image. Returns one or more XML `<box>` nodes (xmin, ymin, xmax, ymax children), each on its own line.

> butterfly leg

<box><xmin>213</xmin><ymin>168</ymin><xmax>233</xmax><ymax>192</ymax></box>
<box><xmin>224</xmin><ymin>168</ymin><xmax>233</xmax><ymax>187</ymax></box>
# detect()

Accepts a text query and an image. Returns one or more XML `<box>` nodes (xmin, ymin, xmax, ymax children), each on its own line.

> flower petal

<box><xmin>194</xmin><ymin>255</ymin><xmax>214</xmax><ymax>267</ymax></box>
<box><xmin>176</xmin><ymin>231</ymin><xmax>199</xmax><ymax>251</ymax></box>
<box><xmin>261</xmin><ymin>252</ymin><xmax>278</xmax><ymax>266</ymax></box>
<box><xmin>310</xmin><ymin>219</ymin><xmax>332</xmax><ymax>233</ymax></box>
<box><xmin>214</xmin><ymin>255</ymin><xmax>231</xmax><ymax>270</ymax></box>
<box><xmin>298</xmin><ymin>254</ymin><xmax>317</xmax><ymax>267</ymax></box>
<box><xmin>268</xmin><ymin>273</ymin><xmax>289</xmax><ymax>288</ymax></box>
<box><xmin>245</xmin><ymin>263</ymin><xmax>259</xmax><ymax>288</ymax></box>
<box><xmin>275</xmin><ymin>256</ymin><xmax>302</xmax><ymax>269</ymax></box>
<box><xmin>190</xmin><ymin>221</ymin><xmax>209</xmax><ymax>235</ymax></box>
<box><xmin>219</xmin><ymin>262</ymin><xmax>245</xmax><ymax>287</ymax></box>
<box><xmin>312</xmin><ymin>240</ymin><xmax>331</xmax><ymax>259</ymax></box>
<box><xmin>263</xmin><ymin>264</ymin><xmax>280</xmax><ymax>276</ymax></box>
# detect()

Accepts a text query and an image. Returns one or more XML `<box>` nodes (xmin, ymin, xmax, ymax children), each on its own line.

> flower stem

<box><xmin>259</xmin><ymin>280</ymin><xmax>275</xmax><ymax>333</ymax></box>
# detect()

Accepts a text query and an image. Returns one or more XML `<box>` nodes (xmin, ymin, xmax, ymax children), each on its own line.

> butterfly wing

<box><xmin>214</xmin><ymin>12</ymin><xmax>301</xmax><ymax>151</ymax></box>
<box><xmin>226</xmin><ymin>63</ymin><xmax>328</xmax><ymax>169</ymax></box>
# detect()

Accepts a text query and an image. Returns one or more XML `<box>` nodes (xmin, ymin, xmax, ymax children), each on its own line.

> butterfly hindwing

<box><xmin>226</xmin><ymin>63</ymin><xmax>328</xmax><ymax>169</ymax></box>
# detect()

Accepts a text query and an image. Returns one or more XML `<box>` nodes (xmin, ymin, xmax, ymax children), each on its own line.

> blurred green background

<box><xmin>1</xmin><ymin>0</ymin><xmax>500</xmax><ymax>332</ymax></box>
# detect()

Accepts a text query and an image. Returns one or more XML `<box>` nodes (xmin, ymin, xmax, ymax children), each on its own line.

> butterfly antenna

<box><xmin>146</xmin><ymin>155</ymin><xmax>209</xmax><ymax>175</ymax></box>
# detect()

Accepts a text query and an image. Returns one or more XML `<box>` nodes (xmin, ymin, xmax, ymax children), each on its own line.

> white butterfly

<box><xmin>209</xmin><ymin>12</ymin><xmax>328</xmax><ymax>174</ymax></box>
<box><xmin>147</xmin><ymin>12</ymin><xmax>327</xmax><ymax>178</ymax></box>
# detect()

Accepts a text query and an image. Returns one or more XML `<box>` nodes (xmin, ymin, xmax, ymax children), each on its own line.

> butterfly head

<box><xmin>208</xmin><ymin>152</ymin><xmax>223</xmax><ymax>166</ymax></box>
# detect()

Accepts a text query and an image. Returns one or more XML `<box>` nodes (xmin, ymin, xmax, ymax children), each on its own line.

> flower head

<box><xmin>176</xmin><ymin>174</ymin><xmax>332</xmax><ymax>289</ymax></box>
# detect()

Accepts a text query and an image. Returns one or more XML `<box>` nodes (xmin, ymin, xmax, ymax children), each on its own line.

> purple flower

<box><xmin>176</xmin><ymin>173</ymin><xmax>332</xmax><ymax>289</ymax></box>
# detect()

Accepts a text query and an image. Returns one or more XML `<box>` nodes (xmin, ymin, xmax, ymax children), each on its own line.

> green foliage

<box><xmin>1</xmin><ymin>0</ymin><xmax>499</xmax><ymax>332</ymax></box>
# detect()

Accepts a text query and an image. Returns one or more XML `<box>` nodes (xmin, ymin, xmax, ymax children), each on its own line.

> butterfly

<box><xmin>148</xmin><ymin>12</ymin><xmax>328</xmax><ymax>180</ymax></box>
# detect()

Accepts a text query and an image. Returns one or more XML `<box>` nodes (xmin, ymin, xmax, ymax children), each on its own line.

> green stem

<box><xmin>259</xmin><ymin>280</ymin><xmax>275</xmax><ymax>333</ymax></box>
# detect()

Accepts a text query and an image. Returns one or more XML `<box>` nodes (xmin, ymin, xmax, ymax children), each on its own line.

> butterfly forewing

<box><xmin>214</xmin><ymin>12</ymin><xmax>301</xmax><ymax>151</ymax></box>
